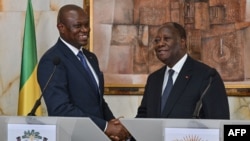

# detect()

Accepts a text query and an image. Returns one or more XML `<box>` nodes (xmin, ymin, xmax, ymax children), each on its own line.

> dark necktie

<box><xmin>77</xmin><ymin>51</ymin><xmax>99</xmax><ymax>94</ymax></box>
<box><xmin>161</xmin><ymin>69</ymin><xmax>174</xmax><ymax>113</ymax></box>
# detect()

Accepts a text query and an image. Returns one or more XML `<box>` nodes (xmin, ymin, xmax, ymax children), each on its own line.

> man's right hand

<box><xmin>105</xmin><ymin>118</ymin><xmax>131</xmax><ymax>141</ymax></box>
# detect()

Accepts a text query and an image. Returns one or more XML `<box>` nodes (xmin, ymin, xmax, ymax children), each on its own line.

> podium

<box><xmin>0</xmin><ymin>116</ymin><xmax>110</xmax><ymax>141</ymax></box>
<box><xmin>121</xmin><ymin>118</ymin><xmax>232</xmax><ymax>141</ymax></box>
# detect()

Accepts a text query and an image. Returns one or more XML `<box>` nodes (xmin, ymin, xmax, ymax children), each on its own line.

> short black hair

<box><xmin>57</xmin><ymin>4</ymin><xmax>86</xmax><ymax>24</ymax></box>
<box><xmin>159</xmin><ymin>22</ymin><xmax>187</xmax><ymax>39</ymax></box>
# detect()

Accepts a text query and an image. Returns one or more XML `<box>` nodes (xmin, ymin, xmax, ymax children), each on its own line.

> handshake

<box><xmin>105</xmin><ymin>116</ymin><xmax>132</xmax><ymax>141</ymax></box>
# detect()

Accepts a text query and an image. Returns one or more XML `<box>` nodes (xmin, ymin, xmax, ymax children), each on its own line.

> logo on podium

<box><xmin>8</xmin><ymin>124</ymin><xmax>56</xmax><ymax>141</ymax></box>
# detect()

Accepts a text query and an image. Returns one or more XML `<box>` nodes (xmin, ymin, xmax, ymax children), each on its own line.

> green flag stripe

<box><xmin>20</xmin><ymin>0</ymin><xmax>37</xmax><ymax>89</ymax></box>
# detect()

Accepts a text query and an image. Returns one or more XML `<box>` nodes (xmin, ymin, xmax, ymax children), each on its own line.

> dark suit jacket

<box><xmin>37</xmin><ymin>38</ymin><xmax>114</xmax><ymax>130</ymax></box>
<box><xmin>136</xmin><ymin>56</ymin><xmax>230</xmax><ymax>119</ymax></box>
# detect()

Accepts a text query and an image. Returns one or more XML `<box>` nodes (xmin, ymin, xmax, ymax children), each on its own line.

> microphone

<box><xmin>27</xmin><ymin>57</ymin><xmax>61</xmax><ymax>116</ymax></box>
<box><xmin>192</xmin><ymin>69</ymin><xmax>216</xmax><ymax>119</ymax></box>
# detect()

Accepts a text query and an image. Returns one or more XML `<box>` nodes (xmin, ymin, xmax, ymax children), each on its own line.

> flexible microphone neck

<box><xmin>192</xmin><ymin>76</ymin><xmax>213</xmax><ymax>119</ymax></box>
<box><xmin>27</xmin><ymin>57</ymin><xmax>60</xmax><ymax>116</ymax></box>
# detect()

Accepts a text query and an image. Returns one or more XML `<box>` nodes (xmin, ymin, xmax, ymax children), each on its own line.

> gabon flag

<box><xmin>18</xmin><ymin>0</ymin><xmax>42</xmax><ymax>116</ymax></box>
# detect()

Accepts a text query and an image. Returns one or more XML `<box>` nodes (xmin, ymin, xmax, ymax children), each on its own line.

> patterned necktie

<box><xmin>77</xmin><ymin>51</ymin><xmax>99</xmax><ymax>93</ymax></box>
<box><xmin>161</xmin><ymin>69</ymin><xmax>174</xmax><ymax>113</ymax></box>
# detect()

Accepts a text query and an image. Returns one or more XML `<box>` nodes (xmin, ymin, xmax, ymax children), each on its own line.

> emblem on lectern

<box><xmin>173</xmin><ymin>135</ymin><xmax>205</xmax><ymax>141</ymax></box>
<box><xmin>16</xmin><ymin>129</ymin><xmax>48</xmax><ymax>141</ymax></box>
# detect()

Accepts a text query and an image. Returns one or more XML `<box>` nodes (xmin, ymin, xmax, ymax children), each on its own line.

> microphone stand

<box><xmin>192</xmin><ymin>76</ymin><xmax>213</xmax><ymax>119</ymax></box>
<box><xmin>27</xmin><ymin>57</ymin><xmax>60</xmax><ymax>116</ymax></box>
<box><xmin>27</xmin><ymin>95</ymin><xmax>42</xmax><ymax>116</ymax></box>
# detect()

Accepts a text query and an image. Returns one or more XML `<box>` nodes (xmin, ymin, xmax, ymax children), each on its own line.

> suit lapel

<box><xmin>161</xmin><ymin>56</ymin><xmax>194</xmax><ymax>117</ymax></box>
<box><xmin>81</xmin><ymin>49</ymin><xmax>104</xmax><ymax>105</ymax></box>
<box><xmin>154</xmin><ymin>67</ymin><xmax>167</xmax><ymax>117</ymax></box>
<box><xmin>82</xmin><ymin>49</ymin><xmax>104</xmax><ymax>93</ymax></box>
<box><xmin>82</xmin><ymin>49</ymin><xmax>100</xmax><ymax>76</ymax></box>
<box><xmin>58</xmin><ymin>40</ymin><xmax>100</xmax><ymax>93</ymax></box>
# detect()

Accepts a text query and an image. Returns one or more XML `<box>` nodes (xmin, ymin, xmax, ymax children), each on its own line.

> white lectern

<box><xmin>121</xmin><ymin>118</ymin><xmax>228</xmax><ymax>141</ymax></box>
<box><xmin>0</xmin><ymin>116</ymin><xmax>110</xmax><ymax>141</ymax></box>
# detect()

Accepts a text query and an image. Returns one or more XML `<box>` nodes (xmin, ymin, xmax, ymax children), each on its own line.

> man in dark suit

<box><xmin>37</xmin><ymin>4</ymin><xmax>130</xmax><ymax>141</ymax></box>
<box><xmin>135</xmin><ymin>22</ymin><xmax>230</xmax><ymax>119</ymax></box>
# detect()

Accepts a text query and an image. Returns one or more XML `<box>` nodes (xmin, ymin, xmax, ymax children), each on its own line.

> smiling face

<box><xmin>153</xmin><ymin>23</ymin><xmax>187</xmax><ymax>67</ymax></box>
<box><xmin>57</xmin><ymin>5</ymin><xmax>90</xmax><ymax>49</ymax></box>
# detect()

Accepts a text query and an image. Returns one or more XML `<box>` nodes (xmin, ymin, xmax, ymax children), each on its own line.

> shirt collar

<box><xmin>60</xmin><ymin>37</ymin><xmax>82</xmax><ymax>55</ymax></box>
<box><xmin>167</xmin><ymin>53</ymin><xmax>188</xmax><ymax>73</ymax></box>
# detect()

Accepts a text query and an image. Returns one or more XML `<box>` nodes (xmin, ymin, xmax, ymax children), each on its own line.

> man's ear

<box><xmin>181</xmin><ymin>38</ymin><xmax>187</xmax><ymax>49</ymax></box>
<box><xmin>57</xmin><ymin>23</ymin><xmax>64</xmax><ymax>33</ymax></box>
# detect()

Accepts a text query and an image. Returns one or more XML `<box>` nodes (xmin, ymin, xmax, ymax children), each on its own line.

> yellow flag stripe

<box><xmin>18</xmin><ymin>66</ymin><xmax>42</xmax><ymax>115</ymax></box>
